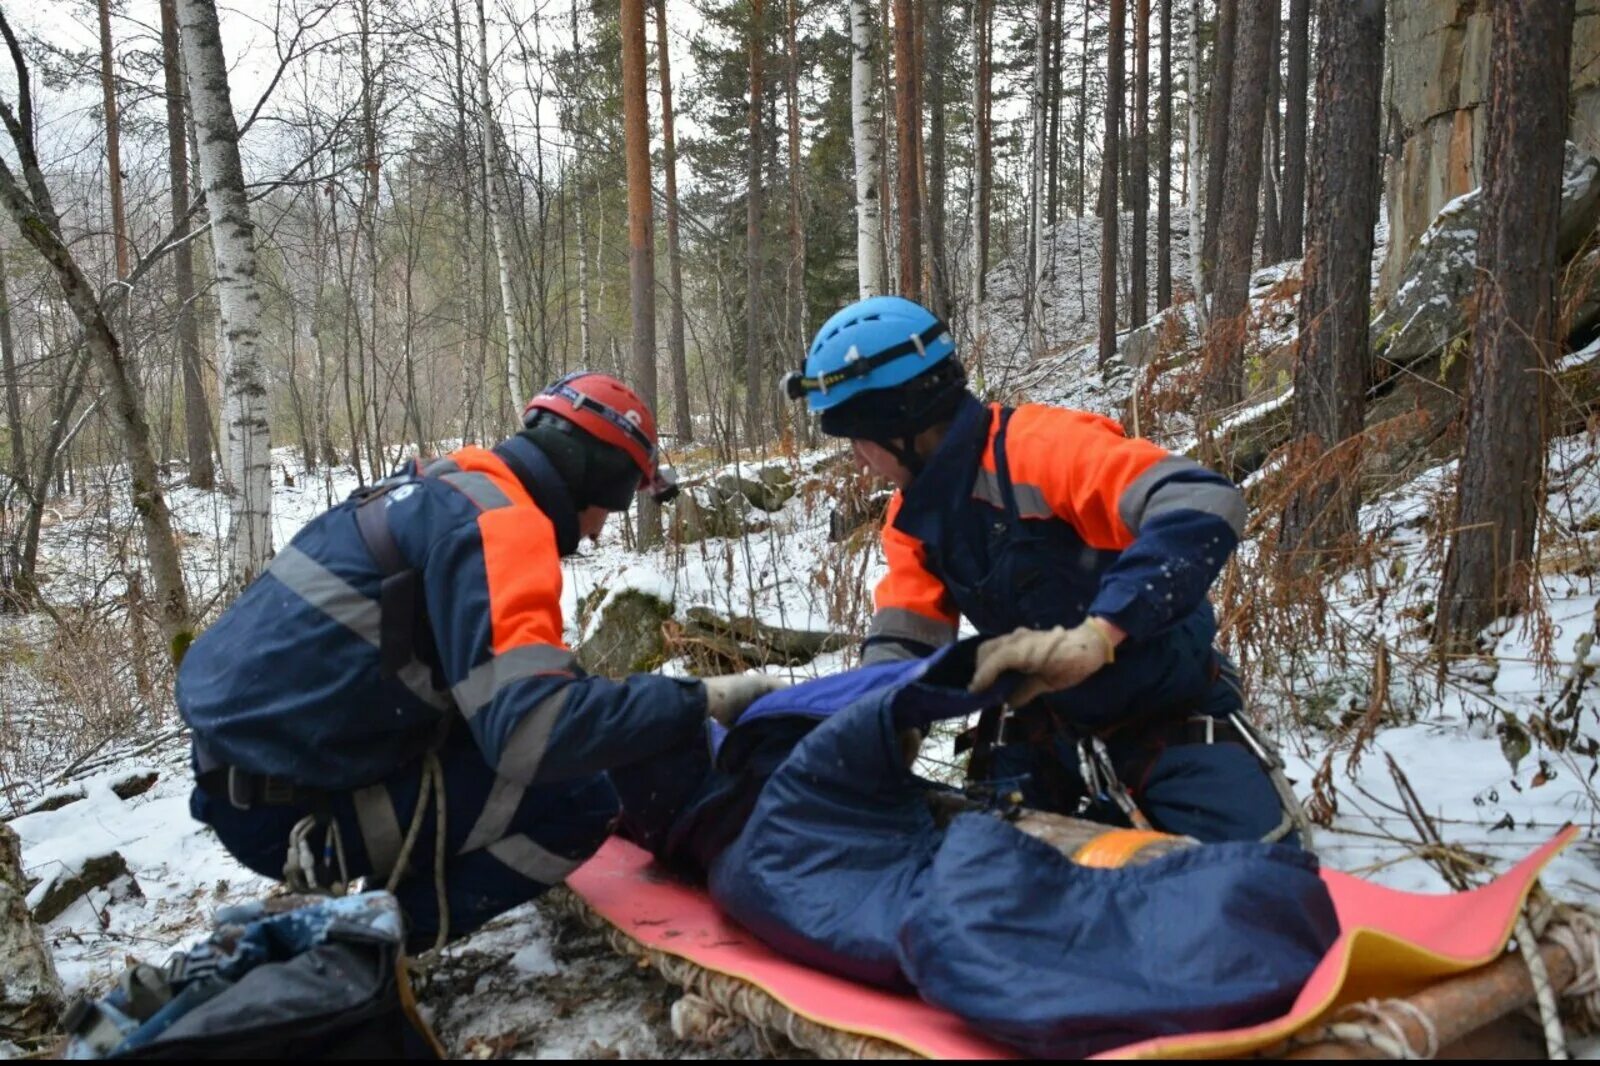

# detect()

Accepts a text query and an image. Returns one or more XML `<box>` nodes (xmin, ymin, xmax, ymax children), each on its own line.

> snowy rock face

<box><xmin>1371</xmin><ymin>144</ymin><xmax>1600</xmax><ymax>371</ymax></box>
<box><xmin>1381</xmin><ymin>0</ymin><xmax>1600</xmax><ymax>296</ymax></box>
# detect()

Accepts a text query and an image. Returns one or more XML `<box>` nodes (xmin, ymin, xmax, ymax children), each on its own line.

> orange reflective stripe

<box><xmin>982</xmin><ymin>403</ymin><xmax>1169</xmax><ymax>551</ymax></box>
<box><xmin>1071</xmin><ymin>829</ymin><xmax>1178</xmax><ymax>869</ymax></box>
<box><xmin>874</xmin><ymin>493</ymin><xmax>959</xmax><ymax>629</ymax></box>
<box><xmin>453</xmin><ymin>447</ymin><xmax>568</xmax><ymax>657</ymax></box>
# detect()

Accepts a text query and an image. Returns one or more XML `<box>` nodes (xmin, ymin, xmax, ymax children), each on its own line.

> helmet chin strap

<box><xmin>879</xmin><ymin>436</ymin><xmax>925</xmax><ymax>480</ymax></box>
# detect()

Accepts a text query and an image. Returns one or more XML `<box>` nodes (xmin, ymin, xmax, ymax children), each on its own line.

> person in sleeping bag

<box><xmin>780</xmin><ymin>295</ymin><xmax>1306</xmax><ymax>844</ymax></box>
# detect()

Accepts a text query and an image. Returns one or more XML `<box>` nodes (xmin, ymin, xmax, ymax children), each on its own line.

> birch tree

<box><xmin>177</xmin><ymin>0</ymin><xmax>272</xmax><ymax>587</ymax></box>
<box><xmin>851</xmin><ymin>0</ymin><xmax>885</xmax><ymax>298</ymax></box>
<box><xmin>477</xmin><ymin>0</ymin><xmax>523</xmax><ymax>417</ymax></box>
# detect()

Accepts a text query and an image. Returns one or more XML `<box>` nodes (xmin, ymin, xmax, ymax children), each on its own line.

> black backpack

<box><xmin>62</xmin><ymin>892</ymin><xmax>442</xmax><ymax>1059</ymax></box>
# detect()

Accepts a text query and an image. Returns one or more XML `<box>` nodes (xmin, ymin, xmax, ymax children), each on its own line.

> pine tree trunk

<box><xmin>784</xmin><ymin>0</ymin><xmax>809</xmax><ymax>443</ymax></box>
<box><xmin>1281</xmin><ymin>0</ymin><xmax>1385</xmax><ymax>557</ymax></box>
<box><xmin>1437</xmin><ymin>0</ymin><xmax>1574</xmax><ymax>649</ymax></box>
<box><xmin>745</xmin><ymin>0</ymin><xmax>766</xmax><ymax>442</ymax></box>
<box><xmin>478</xmin><ymin>0</ymin><xmax>522</xmax><ymax>421</ymax></box>
<box><xmin>1131</xmin><ymin>0</ymin><xmax>1150</xmax><ymax>327</ymax></box>
<box><xmin>1076</xmin><ymin>0</ymin><xmax>1088</xmax><ymax>219</ymax></box>
<box><xmin>1200</xmin><ymin>0</ymin><xmax>1271</xmax><ymax>411</ymax></box>
<box><xmin>655</xmin><ymin>0</ymin><xmax>692</xmax><ymax>442</ymax></box>
<box><xmin>892</xmin><ymin>0</ymin><xmax>921</xmax><ymax>301</ymax></box>
<box><xmin>970</xmin><ymin>0</ymin><xmax>992</xmax><ymax>329</ymax></box>
<box><xmin>160</xmin><ymin>0</ymin><xmax>213</xmax><ymax>490</ymax></box>
<box><xmin>1029</xmin><ymin>0</ymin><xmax>1050</xmax><ymax>358</ymax></box>
<box><xmin>176</xmin><ymin>0</ymin><xmax>271</xmax><ymax>590</ymax></box>
<box><xmin>1281</xmin><ymin>0</ymin><xmax>1311</xmax><ymax>257</ymax></box>
<box><xmin>1260</xmin><ymin>3</ymin><xmax>1284</xmax><ymax>264</ymax></box>
<box><xmin>1156</xmin><ymin>0</ymin><xmax>1172</xmax><ymax>310</ymax></box>
<box><xmin>851</xmin><ymin>0</ymin><xmax>885</xmax><ymax>298</ymax></box>
<box><xmin>1200</xmin><ymin>0</ymin><xmax>1237</xmax><ymax>287</ymax></box>
<box><xmin>1187</xmin><ymin>0</ymin><xmax>1205</xmax><ymax>314</ymax></box>
<box><xmin>1098</xmin><ymin>0</ymin><xmax>1125</xmax><ymax>366</ymax></box>
<box><xmin>926</xmin><ymin>0</ymin><xmax>948</xmax><ymax>320</ymax></box>
<box><xmin>620</xmin><ymin>0</ymin><xmax>661</xmax><ymax>543</ymax></box>
<box><xmin>1046</xmin><ymin>0</ymin><xmax>1064</xmax><ymax>228</ymax></box>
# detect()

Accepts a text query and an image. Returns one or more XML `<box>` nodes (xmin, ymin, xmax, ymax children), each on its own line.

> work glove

<box><xmin>967</xmin><ymin>619</ymin><xmax>1117</xmax><ymax>708</ymax></box>
<box><xmin>701</xmin><ymin>674</ymin><xmax>790</xmax><ymax>726</ymax></box>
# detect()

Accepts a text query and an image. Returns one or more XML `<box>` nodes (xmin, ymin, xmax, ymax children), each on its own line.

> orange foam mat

<box><xmin>564</xmin><ymin>826</ymin><xmax>1578</xmax><ymax>1060</ymax></box>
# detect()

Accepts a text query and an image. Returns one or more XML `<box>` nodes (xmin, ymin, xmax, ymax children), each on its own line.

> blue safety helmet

<box><xmin>782</xmin><ymin>296</ymin><xmax>968</xmax><ymax>441</ymax></box>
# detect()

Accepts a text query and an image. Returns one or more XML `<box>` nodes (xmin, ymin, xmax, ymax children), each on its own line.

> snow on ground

<box><xmin>1</xmin><ymin>204</ymin><xmax>1595</xmax><ymax>1053</ymax></box>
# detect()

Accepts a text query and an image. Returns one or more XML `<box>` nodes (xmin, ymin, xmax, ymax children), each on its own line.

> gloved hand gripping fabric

<box><xmin>968</xmin><ymin>619</ymin><xmax>1118</xmax><ymax>707</ymax></box>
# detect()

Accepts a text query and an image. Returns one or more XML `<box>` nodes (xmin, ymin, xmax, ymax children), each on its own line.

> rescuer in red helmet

<box><xmin>177</xmin><ymin>372</ymin><xmax>780</xmax><ymax>946</ymax></box>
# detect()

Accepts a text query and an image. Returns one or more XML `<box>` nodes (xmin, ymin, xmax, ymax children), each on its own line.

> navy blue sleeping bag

<box><xmin>618</xmin><ymin>642</ymin><xmax>1338</xmax><ymax>1058</ymax></box>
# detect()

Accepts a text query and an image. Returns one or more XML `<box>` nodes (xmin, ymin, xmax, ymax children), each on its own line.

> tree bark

<box><xmin>1156</xmin><ymin>0</ymin><xmax>1172</xmax><ymax>310</ymax></box>
<box><xmin>1187</xmin><ymin>0</ymin><xmax>1205</xmax><ymax>314</ymax></box>
<box><xmin>851</xmin><ymin>0</ymin><xmax>885</xmax><ymax>298</ymax></box>
<box><xmin>1200</xmin><ymin>0</ymin><xmax>1272</xmax><ymax>411</ymax></box>
<box><xmin>892</xmin><ymin>0</ymin><xmax>921</xmax><ymax>301</ymax></box>
<box><xmin>1131</xmin><ymin>0</ymin><xmax>1150</xmax><ymax>327</ymax></box>
<box><xmin>1281</xmin><ymin>0</ymin><xmax>1385</xmax><ymax>557</ymax></box>
<box><xmin>1046</xmin><ymin>0</ymin><xmax>1064</xmax><ymax>228</ymax></box>
<box><xmin>654</xmin><ymin>0</ymin><xmax>691</xmax><ymax>442</ymax></box>
<box><xmin>925</xmin><ymin>0</ymin><xmax>948</xmax><ymax>319</ymax></box>
<box><xmin>97</xmin><ymin>0</ymin><xmax>130</xmax><ymax>279</ymax></box>
<box><xmin>1076</xmin><ymin>0</ymin><xmax>1088</xmax><ymax>219</ymax></box>
<box><xmin>783</xmin><ymin>0</ymin><xmax>808</xmax><ymax>442</ymax></box>
<box><xmin>620</xmin><ymin>0</ymin><xmax>660</xmax><ymax>543</ymax></box>
<box><xmin>1098</xmin><ymin>0</ymin><xmax>1125</xmax><ymax>367</ymax></box>
<box><xmin>1437</xmin><ymin>0</ymin><xmax>1575</xmax><ymax>649</ymax></box>
<box><xmin>478</xmin><ymin>0</ymin><xmax>523</xmax><ymax>421</ymax></box>
<box><xmin>1260</xmin><ymin>2</ymin><xmax>1284</xmax><ymax>264</ymax></box>
<box><xmin>744</xmin><ymin>0</ymin><xmax>766</xmax><ymax>442</ymax></box>
<box><xmin>176</xmin><ymin>0</ymin><xmax>271</xmax><ymax>590</ymax></box>
<box><xmin>1200</xmin><ymin>0</ymin><xmax>1237</xmax><ymax>286</ymax></box>
<box><xmin>159</xmin><ymin>0</ymin><xmax>213</xmax><ymax>490</ymax></box>
<box><xmin>1029</xmin><ymin>0</ymin><xmax>1051</xmax><ymax>358</ymax></box>
<box><xmin>1281</xmin><ymin>0</ymin><xmax>1311</xmax><ymax>257</ymax></box>
<box><xmin>970</xmin><ymin>0</ymin><xmax>992</xmax><ymax>326</ymax></box>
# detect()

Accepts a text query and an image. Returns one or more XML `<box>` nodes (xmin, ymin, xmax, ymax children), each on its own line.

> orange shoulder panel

<box><xmin>984</xmin><ymin>403</ymin><xmax>1169</xmax><ymax>551</ymax></box>
<box><xmin>459</xmin><ymin>448</ymin><xmax>568</xmax><ymax>655</ymax></box>
<box><xmin>875</xmin><ymin>492</ymin><xmax>959</xmax><ymax>625</ymax></box>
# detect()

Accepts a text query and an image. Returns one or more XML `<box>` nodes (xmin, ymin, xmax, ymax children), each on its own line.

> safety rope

<box><xmin>386</xmin><ymin>751</ymin><xmax>450</xmax><ymax>955</ymax></box>
<box><xmin>1515</xmin><ymin>906</ymin><xmax>1568</xmax><ymax>1060</ymax></box>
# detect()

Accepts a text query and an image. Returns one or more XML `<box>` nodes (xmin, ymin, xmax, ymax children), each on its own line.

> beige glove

<box><xmin>967</xmin><ymin>620</ymin><xmax>1117</xmax><ymax>707</ymax></box>
<box><xmin>702</xmin><ymin>674</ymin><xmax>791</xmax><ymax>726</ymax></box>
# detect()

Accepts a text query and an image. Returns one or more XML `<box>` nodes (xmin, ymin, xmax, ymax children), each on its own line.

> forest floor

<box><xmin>3</xmin><ymin>217</ymin><xmax>1598</xmax><ymax>1056</ymax></box>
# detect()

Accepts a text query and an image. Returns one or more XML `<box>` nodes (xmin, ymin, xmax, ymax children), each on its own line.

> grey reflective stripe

<box><xmin>269</xmin><ymin>545</ymin><xmax>381</xmax><ymax>644</ymax></box>
<box><xmin>460</xmin><ymin>776</ymin><xmax>526</xmax><ymax>854</ymax></box>
<box><xmin>867</xmin><ymin>607</ymin><xmax>957</xmax><ymax>648</ymax></box>
<box><xmin>440</xmin><ymin>470</ymin><xmax>513</xmax><ymax>511</ymax></box>
<box><xmin>970</xmin><ymin>468</ymin><xmax>1053</xmax><ymax>519</ymax></box>
<box><xmin>861</xmin><ymin>639</ymin><xmax>925</xmax><ymax>666</ymax></box>
<box><xmin>971</xmin><ymin>467</ymin><xmax>1003</xmax><ymax>509</ymax></box>
<box><xmin>396</xmin><ymin>659</ymin><xmax>454</xmax><ymax>712</ymax></box>
<box><xmin>486</xmin><ymin>833</ymin><xmax>584</xmax><ymax>885</ymax></box>
<box><xmin>1121</xmin><ymin>455</ymin><xmax>1247</xmax><ymax>537</ymax></box>
<box><xmin>352</xmin><ymin>783</ymin><xmax>405</xmax><ymax>880</ymax></box>
<box><xmin>496</xmin><ymin>688</ymin><xmax>570</xmax><ymax>784</ymax></box>
<box><xmin>422</xmin><ymin>457</ymin><xmax>460</xmax><ymax>477</ymax></box>
<box><xmin>452</xmin><ymin>644</ymin><xmax>577</xmax><ymax>719</ymax></box>
<box><xmin>269</xmin><ymin>545</ymin><xmax>452</xmax><ymax>710</ymax></box>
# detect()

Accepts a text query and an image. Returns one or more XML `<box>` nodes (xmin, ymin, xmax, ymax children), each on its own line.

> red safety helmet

<box><xmin>522</xmin><ymin>372</ymin><xmax>679</xmax><ymax>502</ymax></box>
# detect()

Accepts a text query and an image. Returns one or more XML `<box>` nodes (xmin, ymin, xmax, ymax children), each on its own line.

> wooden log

<box><xmin>1284</xmin><ymin>939</ymin><xmax>1578</xmax><ymax>1059</ymax></box>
